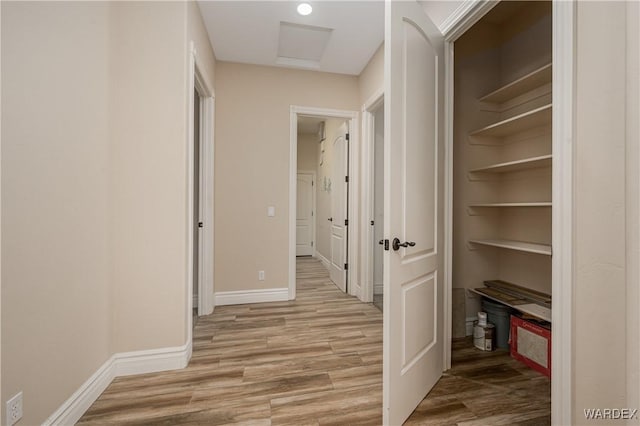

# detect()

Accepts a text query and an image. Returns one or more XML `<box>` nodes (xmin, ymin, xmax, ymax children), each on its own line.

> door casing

<box><xmin>360</xmin><ymin>88</ymin><xmax>384</xmax><ymax>304</ymax></box>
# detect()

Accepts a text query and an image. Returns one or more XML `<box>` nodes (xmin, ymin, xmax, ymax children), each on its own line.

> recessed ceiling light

<box><xmin>297</xmin><ymin>3</ymin><xmax>313</xmax><ymax>16</ymax></box>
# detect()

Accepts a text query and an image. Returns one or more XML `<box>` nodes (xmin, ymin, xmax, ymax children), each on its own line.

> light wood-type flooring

<box><xmin>79</xmin><ymin>257</ymin><xmax>549</xmax><ymax>425</ymax></box>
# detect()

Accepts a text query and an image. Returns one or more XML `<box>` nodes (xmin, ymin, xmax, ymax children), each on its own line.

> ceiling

<box><xmin>197</xmin><ymin>1</ymin><xmax>384</xmax><ymax>75</ymax></box>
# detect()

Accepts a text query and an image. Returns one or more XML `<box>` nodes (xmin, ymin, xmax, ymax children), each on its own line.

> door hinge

<box><xmin>311</xmin><ymin>241</ymin><xmax>314</xmax><ymax>247</ymax></box>
<box><xmin>311</xmin><ymin>210</ymin><xmax>314</xmax><ymax>216</ymax></box>
<box><xmin>346</xmin><ymin>133</ymin><xmax>350</xmax><ymax>141</ymax></box>
<box><xmin>344</xmin><ymin>219</ymin><xmax>348</xmax><ymax>226</ymax></box>
<box><xmin>345</xmin><ymin>176</ymin><xmax>349</xmax><ymax>183</ymax></box>
<box><xmin>312</xmin><ymin>180</ymin><xmax>314</xmax><ymax>186</ymax></box>
<box><xmin>370</xmin><ymin>220</ymin><xmax>374</xmax><ymax>226</ymax></box>
<box><xmin>344</xmin><ymin>263</ymin><xmax>348</xmax><ymax>270</ymax></box>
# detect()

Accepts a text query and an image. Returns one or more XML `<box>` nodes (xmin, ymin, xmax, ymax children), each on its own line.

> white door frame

<box><xmin>441</xmin><ymin>2</ymin><xmax>575</xmax><ymax>425</ymax></box>
<box><xmin>187</xmin><ymin>41</ymin><xmax>215</xmax><ymax>350</ymax></box>
<box><xmin>297</xmin><ymin>170</ymin><xmax>317</xmax><ymax>257</ymax></box>
<box><xmin>289</xmin><ymin>106</ymin><xmax>359</xmax><ymax>300</ymax></box>
<box><xmin>360</xmin><ymin>88</ymin><xmax>384</xmax><ymax>304</ymax></box>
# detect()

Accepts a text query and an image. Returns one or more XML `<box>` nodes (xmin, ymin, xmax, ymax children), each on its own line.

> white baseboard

<box><xmin>466</xmin><ymin>316</ymin><xmax>477</xmax><ymax>337</ymax></box>
<box><xmin>43</xmin><ymin>341</ymin><xmax>192</xmax><ymax>426</ymax></box>
<box><xmin>374</xmin><ymin>283</ymin><xmax>383</xmax><ymax>295</ymax></box>
<box><xmin>214</xmin><ymin>288</ymin><xmax>288</xmax><ymax>306</ymax></box>
<box><xmin>314</xmin><ymin>252</ymin><xmax>330</xmax><ymax>270</ymax></box>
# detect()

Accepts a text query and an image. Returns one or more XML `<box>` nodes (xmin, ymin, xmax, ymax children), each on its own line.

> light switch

<box><xmin>267</xmin><ymin>206</ymin><xmax>275</xmax><ymax>217</ymax></box>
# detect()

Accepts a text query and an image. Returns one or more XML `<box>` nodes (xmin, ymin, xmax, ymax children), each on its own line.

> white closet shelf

<box><xmin>469</xmin><ymin>202</ymin><xmax>552</xmax><ymax>208</ymax></box>
<box><xmin>469</xmin><ymin>239</ymin><xmax>552</xmax><ymax>256</ymax></box>
<box><xmin>479</xmin><ymin>63</ymin><xmax>552</xmax><ymax>104</ymax></box>
<box><xmin>469</xmin><ymin>154</ymin><xmax>552</xmax><ymax>174</ymax></box>
<box><xmin>469</xmin><ymin>104</ymin><xmax>552</xmax><ymax>138</ymax></box>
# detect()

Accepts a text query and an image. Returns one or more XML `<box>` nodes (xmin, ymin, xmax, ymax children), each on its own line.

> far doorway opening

<box><xmin>288</xmin><ymin>106</ymin><xmax>359</xmax><ymax>300</ymax></box>
<box><xmin>296</xmin><ymin>115</ymin><xmax>350</xmax><ymax>294</ymax></box>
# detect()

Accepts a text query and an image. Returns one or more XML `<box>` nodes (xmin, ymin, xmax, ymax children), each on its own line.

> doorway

<box><xmin>295</xmin><ymin>114</ymin><xmax>350</xmax><ymax>293</ymax></box>
<box><xmin>187</xmin><ymin>44</ymin><xmax>215</xmax><ymax>346</ymax></box>
<box><xmin>288</xmin><ymin>106</ymin><xmax>359</xmax><ymax>300</ymax></box>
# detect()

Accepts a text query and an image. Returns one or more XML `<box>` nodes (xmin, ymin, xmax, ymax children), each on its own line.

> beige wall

<box><xmin>626</xmin><ymin>0</ymin><xmax>640</xmax><ymax>415</ymax></box>
<box><xmin>1</xmin><ymin>3</ymin><xmax>112</xmax><ymax>423</ymax></box>
<box><xmin>109</xmin><ymin>1</ymin><xmax>189</xmax><ymax>353</ymax></box>
<box><xmin>572</xmin><ymin>1</ymin><xmax>635</xmax><ymax>422</ymax></box>
<box><xmin>215</xmin><ymin>62</ymin><xmax>358</xmax><ymax>292</ymax></box>
<box><xmin>358</xmin><ymin>43</ymin><xmax>384</xmax><ymax>106</ymax></box>
<box><xmin>297</xmin><ymin>133</ymin><xmax>318</xmax><ymax>172</ymax></box>
<box><xmin>1</xmin><ymin>2</ymin><xmax>216</xmax><ymax>423</ymax></box>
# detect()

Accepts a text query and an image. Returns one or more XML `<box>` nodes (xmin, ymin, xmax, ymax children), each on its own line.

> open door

<box><xmin>329</xmin><ymin>122</ymin><xmax>349</xmax><ymax>292</ymax></box>
<box><xmin>383</xmin><ymin>1</ymin><xmax>444</xmax><ymax>424</ymax></box>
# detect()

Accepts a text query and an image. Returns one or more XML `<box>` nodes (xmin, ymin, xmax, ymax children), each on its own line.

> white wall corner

<box><xmin>43</xmin><ymin>342</ymin><xmax>192</xmax><ymax>425</ymax></box>
<box><xmin>214</xmin><ymin>288</ymin><xmax>289</xmax><ymax>306</ymax></box>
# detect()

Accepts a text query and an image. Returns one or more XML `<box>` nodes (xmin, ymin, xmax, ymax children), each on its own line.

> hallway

<box><xmin>78</xmin><ymin>258</ymin><xmax>383</xmax><ymax>424</ymax></box>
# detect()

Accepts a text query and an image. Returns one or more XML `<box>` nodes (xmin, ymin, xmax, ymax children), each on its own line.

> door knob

<box><xmin>392</xmin><ymin>237</ymin><xmax>416</xmax><ymax>251</ymax></box>
<box><xmin>328</xmin><ymin>217</ymin><xmax>333</xmax><ymax>222</ymax></box>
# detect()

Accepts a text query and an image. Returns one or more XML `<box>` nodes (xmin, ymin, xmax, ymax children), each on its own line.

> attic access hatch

<box><xmin>276</xmin><ymin>21</ymin><xmax>333</xmax><ymax>69</ymax></box>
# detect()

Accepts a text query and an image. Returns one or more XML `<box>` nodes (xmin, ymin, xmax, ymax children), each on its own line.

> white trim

<box><xmin>289</xmin><ymin>106</ymin><xmax>359</xmax><ymax>301</ymax></box>
<box><xmin>551</xmin><ymin>2</ymin><xmax>575</xmax><ymax>425</ymax></box>
<box><xmin>43</xmin><ymin>343</ymin><xmax>191</xmax><ymax>426</ymax></box>
<box><xmin>441</xmin><ymin>0</ymin><xmax>498</xmax><ymax>42</ymax></box>
<box><xmin>214</xmin><ymin>288</ymin><xmax>289</xmax><ymax>306</ymax></box>
<box><xmin>186</xmin><ymin>40</ymin><xmax>196</xmax><ymax>364</ymax></box>
<box><xmin>443</xmin><ymin>38</ymin><xmax>454</xmax><ymax>371</ymax></box>
<box><xmin>297</xmin><ymin>170</ymin><xmax>317</xmax><ymax>257</ymax></box>
<box><xmin>361</xmin><ymin>88</ymin><xmax>384</xmax><ymax>304</ymax></box>
<box><xmin>315</xmin><ymin>251</ymin><xmax>331</xmax><ymax>270</ymax></box>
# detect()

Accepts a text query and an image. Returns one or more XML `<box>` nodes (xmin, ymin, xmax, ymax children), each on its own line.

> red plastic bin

<box><xmin>509</xmin><ymin>315</ymin><xmax>551</xmax><ymax>378</ymax></box>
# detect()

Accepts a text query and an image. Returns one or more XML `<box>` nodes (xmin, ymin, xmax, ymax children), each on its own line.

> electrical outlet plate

<box><xmin>258</xmin><ymin>270</ymin><xmax>265</xmax><ymax>281</ymax></box>
<box><xmin>6</xmin><ymin>392</ymin><xmax>23</xmax><ymax>426</ymax></box>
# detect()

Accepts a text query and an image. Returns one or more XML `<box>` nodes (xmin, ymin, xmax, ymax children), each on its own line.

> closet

<box><xmin>452</xmin><ymin>2</ymin><xmax>553</xmax><ymax>337</ymax></box>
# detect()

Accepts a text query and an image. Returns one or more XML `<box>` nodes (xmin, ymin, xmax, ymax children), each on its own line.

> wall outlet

<box><xmin>258</xmin><ymin>270</ymin><xmax>265</xmax><ymax>281</ymax></box>
<box><xmin>6</xmin><ymin>392</ymin><xmax>23</xmax><ymax>426</ymax></box>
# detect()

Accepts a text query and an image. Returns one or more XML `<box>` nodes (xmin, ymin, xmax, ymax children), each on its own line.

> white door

<box><xmin>329</xmin><ymin>122</ymin><xmax>349</xmax><ymax>292</ymax></box>
<box><xmin>296</xmin><ymin>173</ymin><xmax>315</xmax><ymax>256</ymax></box>
<box><xmin>383</xmin><ymin>1</ymin><xmax>445</xmax><ymax>425</ymax></box>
